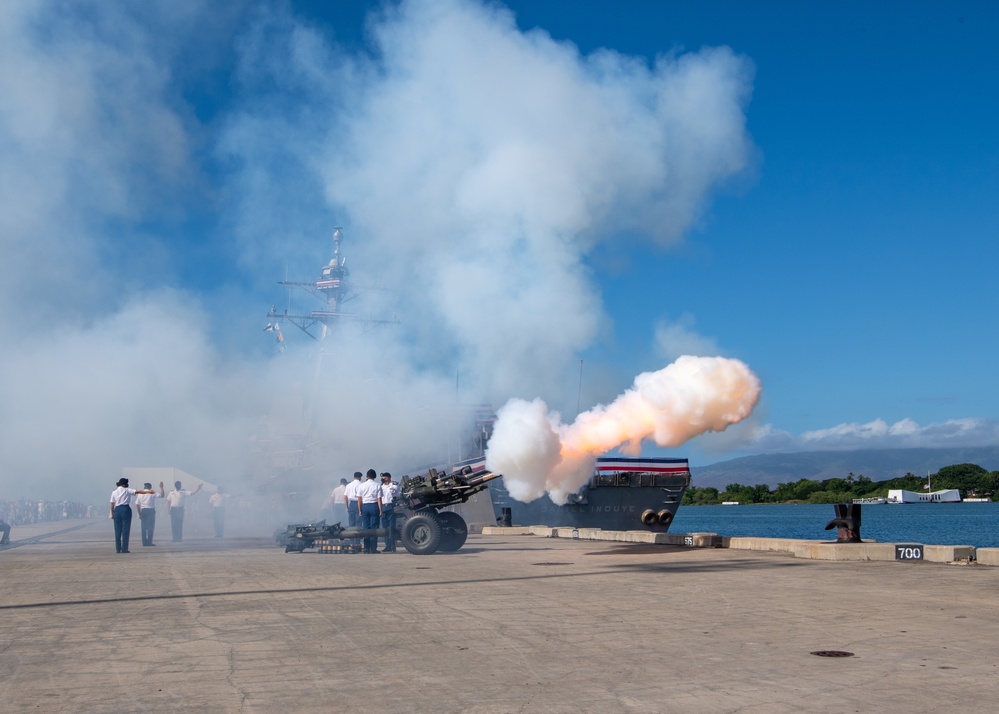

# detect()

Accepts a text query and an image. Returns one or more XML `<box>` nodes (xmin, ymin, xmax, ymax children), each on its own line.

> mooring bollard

<box><xmin>824</xmin><ymin>503</ymin><xmax>862</xmax><ymax>543</ymax></box>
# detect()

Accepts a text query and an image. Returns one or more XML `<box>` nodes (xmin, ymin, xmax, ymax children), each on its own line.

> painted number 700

<box><xmin>895</xmin><ymin>544</ymin><xmax>923</xmax><ymax>560</ymax></box>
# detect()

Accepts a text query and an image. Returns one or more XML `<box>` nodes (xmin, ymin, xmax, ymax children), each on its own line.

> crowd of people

<box><xmin>0</xmin><ymin>498</ymin><xmax>101</xmax><ymax>525</ymax></box>
<box><xmin>1</xmin><ymin>497</ymin><xmax>104</xmax><ymax>547</ymax></box>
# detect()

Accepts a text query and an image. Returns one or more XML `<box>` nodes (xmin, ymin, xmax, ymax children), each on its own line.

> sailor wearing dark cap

<box><xmin>134</xmin><ymin>480</ymin><xmax>165</xmax><ymax>546</ymax></box>
<box><xmin>379</xmin><ymin>472</ymin><xmax>400</xmax><ymax>552</ymax></box>
<box><xmin>109</xmin><ymin>478</ymin><xmax>155</xmax><ymax>554</ymax></box>
<box><xmin>357</xmin><ymin>469</ymin><xmax>382</xmax><ymax>553</ymax></box>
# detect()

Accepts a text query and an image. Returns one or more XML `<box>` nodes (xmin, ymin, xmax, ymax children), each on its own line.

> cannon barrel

<box><xmin>282</xmin><ymin>524</ymin><xmax>394</xmax><ymax>552</ymax></box>
<box><xmin>464</xmin><ymin>469</ymin><xmax>502</xmax><ymax>488</ymax></box>
<box><xmin>295</xmin><ymin>527</ymin><xmax>390</xmax><ymax>541</ymax></box>
<box><xmin>398</xmin><ymin>468</ymin><xmax>503</xmax><ymax>511</ymax></box>
<box><xmin>325</xmin><ymin>528</ymin><xmax>390</xmax><ymax>539</ymax></box>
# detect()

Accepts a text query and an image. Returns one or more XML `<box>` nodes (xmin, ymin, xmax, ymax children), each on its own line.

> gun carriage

<box><xmin>276</xmin><ymin>466</ymin><xmax>501</xmax><ymax>555</ymax></box>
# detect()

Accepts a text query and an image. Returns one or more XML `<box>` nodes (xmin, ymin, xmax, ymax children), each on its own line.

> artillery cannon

<box><xmin>276</xmin><ymin>466</ymin><xmax>502</xmax><ymax>555</ymax></box>
<box><xmin>395</xmin><ymin>466</ymin><xmax>501</xmax><ymax>555</ymax></box>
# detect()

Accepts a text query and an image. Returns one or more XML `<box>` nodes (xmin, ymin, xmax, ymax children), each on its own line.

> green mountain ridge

<box><xmin>692</xmin><ymin>446</ymin><xmax>999</xmax><ymax>490</ymax></box>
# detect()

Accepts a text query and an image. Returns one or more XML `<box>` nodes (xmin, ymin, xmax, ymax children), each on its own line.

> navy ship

<box><xmin>450</xmin><ymin>454</ymin><xmax>691</xmax><ymax>532</ymax></box>
<box><xmin>255</xmin><ymin>227</ymin><xmax>398</xmax><ymax>495</ymax></box>
<box><xmin>262</xmin><ymin>229</ymin><xmax>691</xmax><ymax>533</ymax></box>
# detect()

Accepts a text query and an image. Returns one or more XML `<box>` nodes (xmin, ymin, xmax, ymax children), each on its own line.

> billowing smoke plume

<box><xmin>315</xmin><ymin>0</ymin><xmax>756</xmax><ymax>401</ymax></box>
<box><xmin>0</xmin><ymin>0</ymin><xmax>756</xmax><ymax>507</ymax></box>
<box><xmin>486</xmin><ymin>356</ymin><xmax>761</xmax><ymax>503</ymax></box>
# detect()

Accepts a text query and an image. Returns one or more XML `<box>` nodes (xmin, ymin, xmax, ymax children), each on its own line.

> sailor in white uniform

<box><xmin>109</xmin><ymin>478</ymin><xmax>155</xmax><ymax>553</ymax></box>
<box><xmin>379</xmin><ymin>472</ymin><xmax>400</xmax><ymax>552</ymax></box>
<box><xmin>134</xmin><ymin>481</ymin><xmax>165</xmax><ymax>546</ymax></box>
<box><xmin>166</xmin><ymin>480</ymin><xmax>202</xmax><ymax>542</ymax></box>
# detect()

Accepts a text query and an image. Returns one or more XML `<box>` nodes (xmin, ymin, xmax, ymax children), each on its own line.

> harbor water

<box><xmin>671</xmin><ymin>501</ymin><xmax>999</xmax><ymax>548</ymax></box>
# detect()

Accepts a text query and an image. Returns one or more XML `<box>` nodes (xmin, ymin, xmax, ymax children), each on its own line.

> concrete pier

<box><xmin>483</xmin><ymin>526</ymin><xmax>980</xmax><ymax>563</ymax></box>
<box><xmin>2</xmin><ymin>519</ymin><xmax>999</xmax><ymax>713</ymax></box>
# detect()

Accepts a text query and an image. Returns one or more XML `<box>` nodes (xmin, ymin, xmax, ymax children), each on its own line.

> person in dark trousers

<box><xmin>357</xmin><ymin>469</ymin><xmax>382</xmax><ymax>553</ymax></box>
<box><xmin>109</xmin><ymin>478</ymin><xmax>155</xmax><ymax>554</ymax></box>
<box><xmin>344</xmin><ymin>472</ymin><xmax>362</xmax><ymax>546</ymax></box>
<box><xmin>379</xmin><ymin>472</ymin><xmax>400</xmax><ymax>552</ymax></box>
<box><xmin>166</xmin><ymin>480</ymin><xmax>202</xmax><ymax>542</ymax></box>
<box><xmin>0</xmin><ymin>517</ymin><xmax>11</xmax><ymax>545</ymax></box>
<box><xmin>209</xmin><ymin>487</ymin><xmax>229</xmax><ymax>538</ymax></box>
<box><xmin>134</xmin><ymin>481</ymin><xmax>166</xmax><ymax>546</ymax></box>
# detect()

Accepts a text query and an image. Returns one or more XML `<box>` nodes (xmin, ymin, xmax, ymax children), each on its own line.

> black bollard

<box><xmin>824</xmin><ymin>503</ymin><xmax>862</xmax><ymax>543</ymax></box>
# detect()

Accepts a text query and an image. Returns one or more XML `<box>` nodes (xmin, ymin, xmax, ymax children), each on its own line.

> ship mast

<box><xmin>266</xmin><ymin>227</ymin><xmax>398</xmax><ymax>342</ymax></box>
<box><xmin>255</xmin><ymin>228</ymin><xmax>399</xmax><ymax>485</ymax></box>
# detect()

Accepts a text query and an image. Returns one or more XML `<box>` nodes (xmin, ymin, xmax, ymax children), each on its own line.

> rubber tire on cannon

<box><xmin>400</xmin><ymin>511</ymin><xmax>470</xmax><ymax>554</ymax></box>
<box><xmin>436</xmin><ymin>511</ymin><xmax>468</xmax><ymax>552</ymax></box>
<box><xmin>401</xmin><ymin>512</ymin><xmax>442</xmax><ymax>555</ymax></box>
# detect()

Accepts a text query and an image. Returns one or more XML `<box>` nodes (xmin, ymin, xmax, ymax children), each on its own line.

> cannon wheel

<box><xmin>401</xmin><ymin>512</ymin><xmax>442</xmax><ymax>555</ymax></box>
<box><xmin>437</xmin><ymin>511</ymin><xmax>468</xmax><ymax>552</ymax></box>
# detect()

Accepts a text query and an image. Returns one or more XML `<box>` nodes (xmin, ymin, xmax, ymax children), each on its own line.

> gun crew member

<box><xmin>344</xmin><ymin>472</ymin><xmax>363</xmax><ymax>546</ymax></box>
<box><xmin>379</xmin><ymin>472</ymin><xmax>400</xmax><ymax>552</ymax></box>
<box><xmin>357</xmin><ymin>469</ymin><xmax>382</xmax><ymax>554</ymax></box>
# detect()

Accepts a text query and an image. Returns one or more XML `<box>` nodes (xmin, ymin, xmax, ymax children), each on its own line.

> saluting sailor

<box><xmin>166</xmin><ymin>480</ymin><xmax>202</xmax><ymax>542</ymax></box>
<box><xmin>134</xmin><ymin>481</ymin><xmax>165</xmax><ymax>546</ymax></box>
<box><xmin>110</xmin><ymin>478</ymin><xmax>156</xmax><ymax>554</ymax></box>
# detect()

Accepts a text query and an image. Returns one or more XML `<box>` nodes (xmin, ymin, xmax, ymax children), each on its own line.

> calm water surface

<box><xmin>671</xmin><ymin>502</ymin><xmax>999</xmax><ymax>548</ymax></box>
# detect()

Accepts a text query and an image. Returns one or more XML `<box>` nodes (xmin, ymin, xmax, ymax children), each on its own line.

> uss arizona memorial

<box><xmin>886</xmin><ymin>488</ymin><xmax>962</xmax><ymax>504</ymax></box>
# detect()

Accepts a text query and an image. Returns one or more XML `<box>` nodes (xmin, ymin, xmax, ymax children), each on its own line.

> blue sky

<box><xmin>502</xmin><ymin>2</ymin><xmax>999</xmax><ymax>426</ymax></box>
<box><xmin>2</xmin><ymin>0</ymin><xmax>998</xmax><ymax>500</ymax></box>
<box><xmin>504</xmin><ymin>0</ymin><xmax>999</xmax><ymax>453</ymax></box>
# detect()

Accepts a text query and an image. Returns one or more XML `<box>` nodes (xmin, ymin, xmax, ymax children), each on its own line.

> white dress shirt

<box><xmin>380</xmin><ymin>481</ymin><xmax>400</xmax><ymax>506</ymax></box>
<box><xmin>110</xmin><ymin>487</ymin><xmax>137</xmax><ymax>507</ymax></box>
<box><xmin>357</xmin><ymin>479</ymin><xmax>382</xmax><ymax>504</ymax></box>
<box><xmin>344</xmin><ymin>480</ymin><xmax>361</xmax><ymax>505</ymax></box>
<box><xmin>135</xmin><ymin>492</ymin><xmax>158</xmax><ymax>510</ymax></box>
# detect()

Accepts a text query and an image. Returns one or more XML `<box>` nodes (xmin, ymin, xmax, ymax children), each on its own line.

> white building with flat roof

<box><xmin>887</xmin><ymin>488</ymin><xmax>961</xmax><ymax>504</ymax></box>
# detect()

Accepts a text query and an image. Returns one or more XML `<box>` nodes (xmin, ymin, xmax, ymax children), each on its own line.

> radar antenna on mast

<box><xmin>265</xmin><ymin>227</ymin><xmax>397</xmax><ymax>342</ymax></box>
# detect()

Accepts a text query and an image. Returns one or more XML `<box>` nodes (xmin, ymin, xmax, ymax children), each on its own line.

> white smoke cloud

<box><xmin>8</xmin><ymin>0</ymin><xmax>990</xmax><ymax>512</ymax></box>
<box><xmin>0</xmin><ymin>1</ymin><xmax>201</xmax><ymax>319</ymax></box>
<box><xmin>315</xmin><ymin>0</ymin><xmax>755</xmax><ymax>401</ymax></box>
<box><xmin>0</xmin><ymin>2</ymin><xmax>254</xmax><ymax>503</ymax></box>
<box><xmin>0</xmin><ymin>294</ymin><xmax>267</xmax><ymax>484</ymax></box>
<box><xmin>0</xmin><ymin>0</ymin><xmax>757</xmax><ymax>508</ymax></box>
<box><xmin>487</xmin><ymin>356</ymin><xmax>761</xmax><ymax>503</ymax></box>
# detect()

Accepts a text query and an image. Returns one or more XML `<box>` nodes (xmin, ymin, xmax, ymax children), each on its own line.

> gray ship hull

<box><xmin>482</xmin><ymin>457</ymin><xmax>691</xmax><ymax>532</ymax></box>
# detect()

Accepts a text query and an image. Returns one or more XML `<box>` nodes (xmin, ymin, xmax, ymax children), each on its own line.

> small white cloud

<box><xmin>744</xmin><ymin>417</ymin><xmax>999</xmax><ymax>451</ymax></box>
<box><xmin>653</xmin><ymin>315</ymin><xmax>721</xmax><ymax>361</ymax></box>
